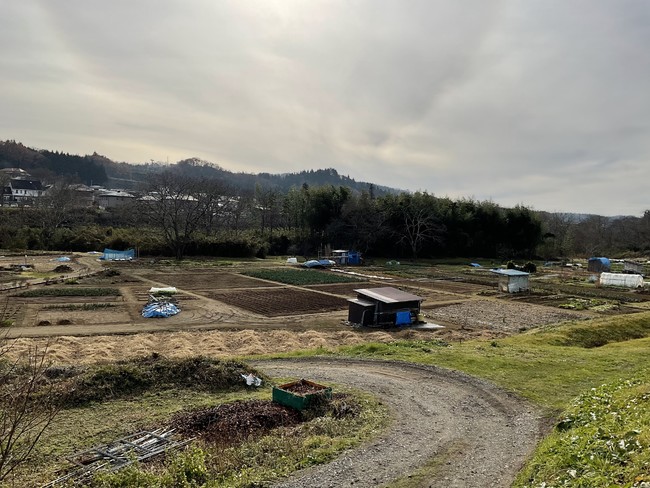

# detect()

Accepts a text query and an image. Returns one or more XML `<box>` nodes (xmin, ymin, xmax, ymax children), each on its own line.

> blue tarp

<box><xmin>348</xmin><ymin>251</ymin><xmax>362</xmax><ymax>265</ymax></box>
<box><xmin>470</xmin><ymin>262</ymin><xmax>481</xmax><ymax>267</ymax></box>
<box><xmin>395</xmin><ymin>311</ymin><xmax>412</xmax><ymax>326</ymax></box>
<box><xmin>56</xmin><ymin>256</ymin><xmax>71</xmax><ymax>262</ymax></box>
<box><xmin>101</xmin><ymin>248</ymin><xmax>135</xmax><ymax>261</ymax></box>
<box><xmin>302</xmin><ymin>259</ymin><xmax>335</xmax><ymax>268</ymax></box>
<box><xmin>588</xmin><ymin>257</ymin><xmax>611</xmax><ymax>272</ymax></box>
<box><xmin>142</xmin><ymin>302</ymin><xmax>180</xmax><ymax>318</ymax></box>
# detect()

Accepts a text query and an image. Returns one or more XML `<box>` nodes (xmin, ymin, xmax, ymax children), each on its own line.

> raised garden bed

<box><xmin>272</xmin><ymin>379</ymin><xmax>332</xmax><ymax>411</ymax></box>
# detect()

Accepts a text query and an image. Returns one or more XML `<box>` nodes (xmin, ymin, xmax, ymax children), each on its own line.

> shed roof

<box><xmin>347</xmin><ymin>298</ymin><xmax>375</xmax><ymax>307</ymax></box>
<box><xmin>490</xmin><ymin>269</ymin><xmax>529</xmax><ymax>277</ymax></box>
<box><xmin>354</xmin><ymin>287</ymin><xmax>423</xmax><ymax>303</ymax></box>
<box><xmin>10</xmin><ymin>179</ymin><xmax>43</xmax><ymax>190</ymax></box>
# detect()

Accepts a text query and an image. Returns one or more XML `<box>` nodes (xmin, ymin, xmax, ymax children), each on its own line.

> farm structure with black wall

<box><xmin>347</xmin><ymin>287</ymin><xmax>423</xmax><ymax>327</ymax></box>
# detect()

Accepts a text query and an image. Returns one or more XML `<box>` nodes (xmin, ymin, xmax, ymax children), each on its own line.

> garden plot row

<box><xmin>393</xmin><ymin>279</ymin><xmax>494</xmax><ymax>295</ymax></box>
<box><xmin>133</xmin><ymin>291</ymin><xmax>199</xmax><ymax>302</ymax></box>
<box><xmin>137</xmin><ymin>272</ymin><xmax>280</xmax><ymax>290</ymax></box>
<box><xmin>10</xmin><ymin>295</ymin><xmax>123</xmax><ymax>304</ymax></box>
<box><xmin>303</xmin><ymin>283</ymin><xmax>366</xmax><ymax>296</ymax></box>
<box><xmin>205</xmin><ymin>288</ymin><xmax>349</xmax><ymax>317</ymax></box>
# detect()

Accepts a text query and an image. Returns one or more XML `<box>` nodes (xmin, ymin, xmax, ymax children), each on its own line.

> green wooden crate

<box><xmin>272</xmin><ymin>379</ymin><xmax>332</xmax><ymax>411</ymax></box>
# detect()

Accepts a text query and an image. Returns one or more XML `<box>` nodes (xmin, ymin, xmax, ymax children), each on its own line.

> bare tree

<box><xmin>138</xmin><ymin>172</ymin><xmax>221</xmax><ymax>260</ymax></box>
<box><xmin>221</xmin><ymin>193</ymin><xmax>255</xmax><ymax>238</ymax></box>
<box><xmin>33</xmin><ymin>180</ymin><xmax>78</xmax><ymax>230</ymax></box>
<box><xmin>394</xmin><ymin>194</ymin><xmax>445</xmax><ymax>258</ymax></box>
<box><xmin>255</xmin><ymin>185</ymin><xmax>282</xmax><ymax>237</ymax></box>
<box><xmin>0</xmin><ymin>335</ymin><xmax>59</xmax><ymax>482</ymax></box>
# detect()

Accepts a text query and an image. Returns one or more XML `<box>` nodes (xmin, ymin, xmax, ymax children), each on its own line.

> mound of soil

<box><xmin>171</xmin><ymin>399</ymin><xmax>302</xmax><ymax>445</ymax></box>
<box><xmin>281</xmin><ymin>379</ymin><xmax>329</xmax><ymax>395</ymax></box>
<box><xmin>53</xmin><ymin>265</ymin><xmax>73</xmax><ymax>273</ymax></box>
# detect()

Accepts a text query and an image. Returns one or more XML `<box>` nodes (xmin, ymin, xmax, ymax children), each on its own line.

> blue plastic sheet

<box><xmin>142</xmin><ymin>302</ymin><xmax>180</xmax><ymax>318</ymax></box>
<box><xmin>395</xmin><ymin>311</ymin><xmax>412</xmax><ymax>326</ymax></box>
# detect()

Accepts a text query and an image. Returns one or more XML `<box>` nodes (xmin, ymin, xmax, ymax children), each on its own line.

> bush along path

<box><xmin>253</xmin><ymin>357</ymin><xmax>544</xmax><ymax>488</ymax></box>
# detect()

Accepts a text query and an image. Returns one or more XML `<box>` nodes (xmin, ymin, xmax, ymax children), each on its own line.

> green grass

<box><xmin>14</xmin><ymin>287</ymin><xmax>120</xmax><ymax>297</ymax></box>
<box><xmin>514</xmin><ymin>377</ymin><xmax>650</xmax><ymax>487</ymax></box>
<box><xmin>244</xmin><ymin>268</ymin><xmax>363</xmax><ymax>286</ymax></box>
<box><xmin>330</xmin><ymin>312</ymin><xmax>650</xmax><ymax>411</ymax></box>
<box><xmin>21</xmin><ymin>271</ymin><xmax>57</xmax><ymax>279</ymax></box>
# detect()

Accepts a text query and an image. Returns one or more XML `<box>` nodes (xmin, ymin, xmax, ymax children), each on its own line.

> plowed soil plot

<box><xmin>305</xmin><ymin>283</ymin><xmax>366</xmax><ymax>295</ymax></box>
<box><xmin>31</xmin><ymin>306</ymin><xmax>132</xmax><ymax>327</ymax></box>
<box><xmin>395</xmin><ymin>279</ymin><xmax>493</xmax><ymax>295</ymax></box>
<box><xmin>137</xmin><ymin>272</ymin><xmax>279</xmax><ymax>290</ymax></box>
<box><xmin>208</xmin><ymin>288</ymin><xmax>348</xmax><ymax>317</ymax></box>
<box><xmin>133</xmin><ymin>291</ymin><xmax>198</xmax><ymax>302</ymax></box>
<box><xmin>425</xmin><ymin>299</ymin><xmax>588</xmax><ymax>332</ymax></box>
<box><xmin>395</xmin><ymin>286</ymin><xmax>469</xmax><ymax>303</ymax></box>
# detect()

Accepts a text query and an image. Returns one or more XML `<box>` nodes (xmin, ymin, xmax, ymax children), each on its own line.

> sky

<box><xmin>1</xmin><ymin>1</ymin><xmax>649</xmax><ymax>216</ymax></box>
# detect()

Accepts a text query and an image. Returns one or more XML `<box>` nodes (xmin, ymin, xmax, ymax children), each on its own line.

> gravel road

<box><xmin>254</xmin><ymin>358</ymin><xmax>543</xmax><ymax>488</ymax></box>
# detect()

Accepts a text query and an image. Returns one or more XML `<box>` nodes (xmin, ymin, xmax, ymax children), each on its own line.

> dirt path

<box><xmin>254</xmin><ymin>358</ymin><xmax>543</xmax><ymax>488</ymax></box>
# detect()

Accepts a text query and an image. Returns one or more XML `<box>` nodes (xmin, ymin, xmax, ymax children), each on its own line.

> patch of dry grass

<box><xmin>6</xmin><ymin>329</ymin><xmax>437</xmax><ymax>364</ymax></box>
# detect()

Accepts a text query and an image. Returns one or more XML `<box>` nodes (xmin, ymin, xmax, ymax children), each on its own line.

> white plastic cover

<box><xmin>599</xmin><ymin>272</ymin><xmax>644</xmax><ymax>288</ymax></box>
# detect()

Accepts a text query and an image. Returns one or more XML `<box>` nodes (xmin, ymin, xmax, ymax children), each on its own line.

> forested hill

<box><xmin>0</xmin><ymin>140</ymin><xmax>397</xmax><ymax>194</ymax></box>
<box><xmin>0</xmin><ymin>140</ymin><xmax>108</xmax><ymax>185</ymax></box>
<box><xmin>104</xmin><ymin>158</ymin><xmax>398</xmax><ymax>195</ymax></box>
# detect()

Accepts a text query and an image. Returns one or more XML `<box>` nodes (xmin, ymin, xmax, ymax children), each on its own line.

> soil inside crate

<box><xmin>282</xmin><ymin>380</ymin><xmax>328</xmax><ymax>396</ymax></box>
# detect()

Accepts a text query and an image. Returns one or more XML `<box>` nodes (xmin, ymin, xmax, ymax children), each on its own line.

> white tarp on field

<box><xmin>149</xmin><ymin>287</ymin><xmax>177</xmax><ymax>294</ymax></box>
<box><xmin>600</xmin><ymin>272</ymin><xmax>644</xmax><ymax>288</ymax></box>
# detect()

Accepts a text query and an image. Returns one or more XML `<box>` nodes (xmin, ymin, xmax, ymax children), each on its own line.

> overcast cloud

<box><xmin>1</xmin><ymin>0</ymin><xmax>649</xmax><ymax>216</ymax></box>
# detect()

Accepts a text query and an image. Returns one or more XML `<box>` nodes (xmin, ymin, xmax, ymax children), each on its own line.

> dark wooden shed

<box><xmin>623</xmin><ymin>260</ymin><xmax>644</xmax><ymax>276</ymax></box>
<box><xmin>347</xmin><ymin>287</ymin><xmax>424</xmax><ymax>327</ymax></box>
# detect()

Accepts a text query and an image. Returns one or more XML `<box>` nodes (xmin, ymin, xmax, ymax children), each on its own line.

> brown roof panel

<box><xmin>354</xmin><ymin>287</ymin><xmax>423</xmax><ymax>304</ymax></box>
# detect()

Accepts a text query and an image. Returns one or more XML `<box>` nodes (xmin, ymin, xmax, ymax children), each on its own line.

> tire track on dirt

<box><xmin>253</xmin><ymin>358</ymin><xmax>543</xmax><ymax>488</ymax></box>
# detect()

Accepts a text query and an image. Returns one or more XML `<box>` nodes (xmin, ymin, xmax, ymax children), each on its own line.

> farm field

<box><xmin>206</xmin><ymin>288</ymin><xmax>350</xmax><ymax>317</ymax></box>
<box><xmin>3</xmin><ymin>253</ymin><xmax>650</xmax><ymax>486</ymax></box>
<box><xmin>2</xmin><ymin>253</ymin><xmax>648</xmax><ymax>339</ymax></box>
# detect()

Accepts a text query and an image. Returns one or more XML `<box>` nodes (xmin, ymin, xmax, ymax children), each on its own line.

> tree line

<box><xmin>0</xmin><ymin>170</ymin><xmax>648</xmax><ymax>260</ymax></box>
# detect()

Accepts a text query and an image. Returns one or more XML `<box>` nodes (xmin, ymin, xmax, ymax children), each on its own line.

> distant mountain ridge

<box><xmin>0</xmin><ymin>140</ymin><xmax>397</xmax><ymax>195</ymax></box>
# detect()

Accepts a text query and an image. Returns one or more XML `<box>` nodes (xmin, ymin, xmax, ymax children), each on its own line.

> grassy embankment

<box><xmin>272</xmin><ymin>311</ymin><xmax>650</xmax><ymax>487</ymax></box>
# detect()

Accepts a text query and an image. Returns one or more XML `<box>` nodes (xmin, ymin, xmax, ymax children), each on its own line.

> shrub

<box><xmin>522</xmin><ymin>262</ymin><xmax>537</xmax><ymax>273</ymax></box>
